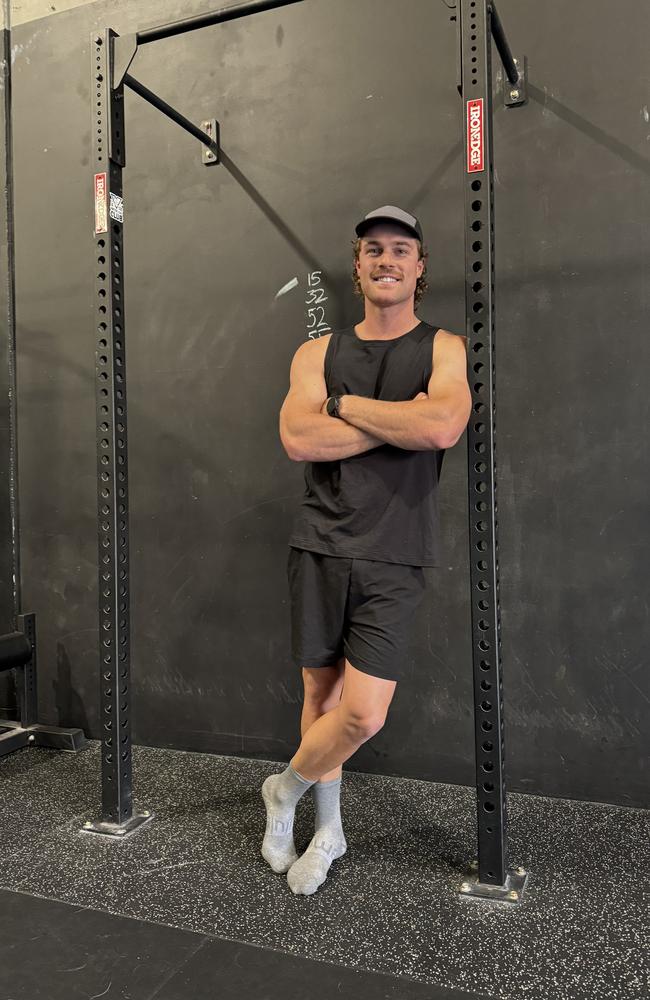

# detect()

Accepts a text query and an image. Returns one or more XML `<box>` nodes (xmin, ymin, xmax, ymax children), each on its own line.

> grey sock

<box><xmin>287</xmin><ymin>775</ymin><xmax>347</xmax><ymax>895</ymax></box>
<box><xmin>261</xmin><ymin>764</ymin><xmax>316</xmax><ymax>873</ymax></box>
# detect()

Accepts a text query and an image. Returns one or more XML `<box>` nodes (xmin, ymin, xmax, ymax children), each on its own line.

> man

<box><xmin>263</xmin><ymin>206</ymin><xmax>472</xmax><ymax>896</ymax></box>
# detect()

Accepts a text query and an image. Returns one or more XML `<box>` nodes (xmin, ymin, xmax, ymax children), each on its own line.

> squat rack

<box><xmin>87</xmin><ymin>0</ymin><xmax>529</xmax><ymax>904</ymax></box>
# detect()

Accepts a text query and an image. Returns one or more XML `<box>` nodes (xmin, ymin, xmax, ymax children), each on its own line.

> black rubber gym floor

<box><xmin>0</xmin><ymin>742</ymin><xmax>646</xmax><ymax>1000</ymax></box>
<box><xmin>0</xmin><ymin>888</ymin><xmax>480</xmax><ymax>1000</ymax></box>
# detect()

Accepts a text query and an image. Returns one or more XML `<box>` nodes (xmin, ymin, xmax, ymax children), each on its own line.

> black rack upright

<box><xmin>86</xmin><ymin>0</ymin><xmax>304</xmax><ymax>840</ymax></box>
<box><xmin>457</xmin><ymin>0</ymin><xmax>528</xmax><ymax>903</ymax></box>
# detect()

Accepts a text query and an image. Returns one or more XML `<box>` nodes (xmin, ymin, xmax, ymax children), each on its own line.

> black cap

<box><xmin>355</xmin><ymin>205</ymin><xmax>423</xmax><ymax>242</ymax></box>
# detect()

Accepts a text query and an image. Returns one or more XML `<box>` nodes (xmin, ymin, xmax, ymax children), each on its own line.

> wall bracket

<box><xmin>201</xmin><ymin>119</ymin><xmax>220</xmax><ymax>164</ymax></box>
<box><xmin>504</xmin><ymin>55</ymin><xmax>528</xmax><ymax>107</ymax></box>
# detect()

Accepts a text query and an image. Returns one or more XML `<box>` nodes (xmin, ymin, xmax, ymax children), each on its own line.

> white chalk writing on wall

<box><xmin>306</xmin><ymin>271</ymin><xmax>331</xmax><ymax>339</ymax></box>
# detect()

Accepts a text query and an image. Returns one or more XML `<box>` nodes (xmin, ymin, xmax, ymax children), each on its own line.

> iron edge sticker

<box><xmin>467</xmin><ymin>98</ymin><xmax>485</xmax><ymax>173</ymax></box>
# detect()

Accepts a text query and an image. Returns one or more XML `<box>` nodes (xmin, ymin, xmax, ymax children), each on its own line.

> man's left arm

<box><xmin>332</xmin><ymin>332</ymin><xmax>472</xmax><ymax>451</ymax></box>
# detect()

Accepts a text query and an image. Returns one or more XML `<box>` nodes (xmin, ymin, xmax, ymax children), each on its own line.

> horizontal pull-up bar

<box><xmin>124</xmin><ymin>73</ymin><xmax>221</xmax><ymax>158</ymax></box>
<box><xmin>137</xmin><ymin>0</ymin><xmax>304</xmax><ymax>46</ymax></box>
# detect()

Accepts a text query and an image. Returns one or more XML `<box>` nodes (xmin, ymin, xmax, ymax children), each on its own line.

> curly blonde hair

<box><xmin>351</xmin><ymin>236</ymin><xmax>429</xmax><ymax>307</ymax></box>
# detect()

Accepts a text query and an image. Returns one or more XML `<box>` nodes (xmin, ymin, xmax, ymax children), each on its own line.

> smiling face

<box><xmin>355</xmin><ymin>222</ymin><xmax>425</xmax><ymax>308</ymax></box>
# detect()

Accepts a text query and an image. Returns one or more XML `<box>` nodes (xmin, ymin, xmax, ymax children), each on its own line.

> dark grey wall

<box><xmin>8</xmin><ymin>0</ymin><xmax>650</xmax><ymax>807</ymax></box>
<box><xmin>0</xmin><ymin>28</ymin><xmax>11</xmax><ymax>638</ymax></box>
<box><xmin>0</xmin><ymin>27</ymin><xmax>18</xmax><ymax>716</ymax></box>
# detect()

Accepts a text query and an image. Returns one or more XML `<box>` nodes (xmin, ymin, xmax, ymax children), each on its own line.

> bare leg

<box><xmin>290</xmin><ymin>703</ymin><xmax>371</xmax><ymax>782</ymax></box>
<box><xmin>300</xmin><ymin>693</ymin><xmax>343</xmax><ymax>784</ymax></box>
<box><xmin>291</xmin><ymin>661</ymin><xmax>397</xmax><ymax>782</ymax></box>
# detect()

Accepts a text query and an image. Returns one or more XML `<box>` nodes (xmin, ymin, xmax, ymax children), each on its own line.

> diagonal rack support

<box><xmin>455</xmin><ymin>1</ymin><xmax>527</xmax><ymax>107</ymax></box>
<box><xmin>123</xmin><ymin>74</ymin><xmax>220</xmax><ymax>163</ymax></box>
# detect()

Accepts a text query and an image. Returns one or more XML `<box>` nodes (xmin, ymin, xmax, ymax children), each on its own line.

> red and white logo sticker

<box><xmin>94</xmin><ymin>172</ymin><xmax>108</xmax><ymax>234</ymax></box>
<box><xmin>467</xmin><ymin>99</ymin><xmax>485</xmax><ymax>173</ymax></box>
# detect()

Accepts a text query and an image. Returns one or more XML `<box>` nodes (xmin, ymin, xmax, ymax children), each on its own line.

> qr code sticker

<box><xmin>109</xmin><ymin>192</ymin><xmax>124</xmax><ymax>223</ymax></box>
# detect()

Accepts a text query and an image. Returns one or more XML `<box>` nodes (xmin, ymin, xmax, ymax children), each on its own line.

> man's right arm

<box><xmin>279</xmin><ymin>338</ymin><xmax>384</xmax><ymax>462</ymax></box>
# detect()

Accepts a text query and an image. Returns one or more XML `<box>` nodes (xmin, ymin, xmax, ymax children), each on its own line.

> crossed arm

<box><xmin>325</xmin><ymin>393</ymin><xmax>453</xmax><ymax>451</ymax></box>
<box><xmin>323</xmin><ymin>332</ymin><xmax>472</xmax><ymax>455</ymax></box>
<box><xmin>281</xmin><ymin>331</ymin><xmax>472</xmax><ymax>462</ymax></box>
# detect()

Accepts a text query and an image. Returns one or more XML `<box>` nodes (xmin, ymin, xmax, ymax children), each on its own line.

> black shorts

<box><xmin>287</xmin><ymin>546</ymin><xmax>426</xmax><ymax>682</ymax></box>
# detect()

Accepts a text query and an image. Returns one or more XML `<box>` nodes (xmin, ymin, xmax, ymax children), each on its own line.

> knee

<box><xmin>302</xmin><ymin>665</ymin><xmax>344</xmax><ymax>712</ymax></box>
<box><xmin>341</xmin><ymin>709</ymin><xmax>386</xmax><ymax>741</ymax></box>
<box><xmin>302</xmin><ymin>686</ymin><xmax>341</xmax><ymax>718</ymax></box>
<box><xmin>304</xmin><ymin>690</ymin><xmax>341</xmax><ymax>716</ymax></box>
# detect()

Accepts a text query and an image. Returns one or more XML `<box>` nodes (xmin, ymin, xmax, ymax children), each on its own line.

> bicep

<box><xmin>279</xmin><ymin>339</ymin><xmax>328</xmax><ymax>446</ymax></box>
<box><xmin>426</xmin><ymin>333</ymin><xmax>472</xmax><ymax>441</ymax></box>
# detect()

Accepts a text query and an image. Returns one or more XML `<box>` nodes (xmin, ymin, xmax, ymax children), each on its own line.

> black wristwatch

<box><xmin>326</xmin><ymin>394</ymin><xmax>344</xmax><ymax>418</ymax></box>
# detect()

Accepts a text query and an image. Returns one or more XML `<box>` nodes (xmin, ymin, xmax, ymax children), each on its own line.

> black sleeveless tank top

<box><xmin>288</xmin><ymin>320</ymin><xmax>446</xmax><ymax>567</ymax></box>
